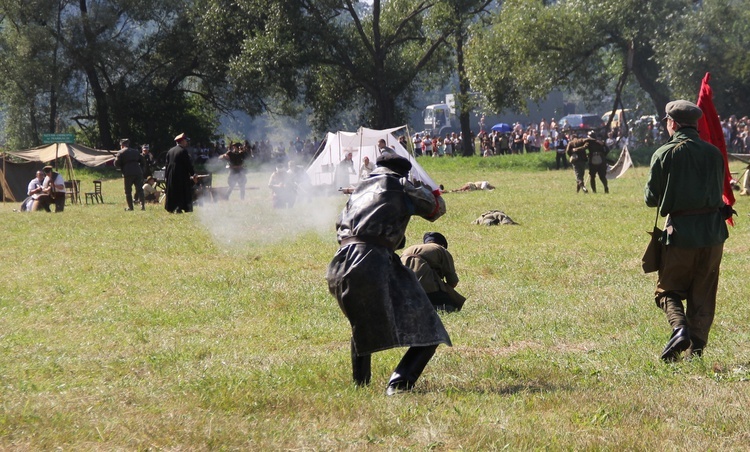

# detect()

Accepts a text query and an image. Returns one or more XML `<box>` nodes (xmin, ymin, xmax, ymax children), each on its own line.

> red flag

<box><xmin>696</xmin><ymin>72</ymin><xmax>735</xmax><ymax>226</ymax></box>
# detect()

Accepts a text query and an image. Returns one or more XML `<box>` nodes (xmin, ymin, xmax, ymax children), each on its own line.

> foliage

<box><xmin>198</xmin><ymin>0</ymin><xmax>456</xmax><ymax>131</ymax></box>
<box><xmin>654</xmin><ymin>0</ymin><xmax>750</xmax><ymax>115</ymax></box>
<box><xmin>0</xmin><ymin>0</ymin><xmax>226</xmax><ymax>150</ymax></box>
<box><xmin>466</xmin><ymin>0</ymin><xmax>691</xmax><ymax>118</ymax></box>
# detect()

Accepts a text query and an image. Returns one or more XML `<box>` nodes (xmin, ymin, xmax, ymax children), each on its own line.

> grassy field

<box><xmin>1</xmin><ymin>150</ymin><xmax>749</xmax><ymax>449</ymax></box>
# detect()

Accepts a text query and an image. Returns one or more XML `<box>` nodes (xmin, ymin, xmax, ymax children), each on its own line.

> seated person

<box><xmin>400</xmin><ymin>232</ymin><xmax>466</xmax><ymax>312</ymax></box>
<box><xmin>34</xmin><ymin>165</ymin><xmax>66</xmax><ymax>212</ymax></box>
<box><xmin>21</xmin><ymin>170</ymin><xmax>46</xmax><ymax>212</ymax></box>
<box><xmin>449</xmin><ymin>181</ymin><xmax>495</xmax><ymax>192</ymax></box>
<box><xmin>359</xmin><ymin>156</ymin><xmax>375</xmax><ymax>180</ymax></box>
<box><xmin>142</xmin><ymin>176</ymin><xmax>162</xmax><ymax>203</ymax></box>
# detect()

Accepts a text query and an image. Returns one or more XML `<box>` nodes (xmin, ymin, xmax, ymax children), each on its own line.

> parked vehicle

<box><xmin>557</xmin><ymin>114</ymin><xmax>604</xmax><ymax>132</ymax></box>
<box><xmin>601</xmin><ymin>109</ymin><xmax>632</xmax><ymax>129</ymax></box>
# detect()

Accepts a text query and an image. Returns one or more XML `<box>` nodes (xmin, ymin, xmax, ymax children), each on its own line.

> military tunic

<box><xmin>644</xmin><ymin>127</ymin><xmax>729</xmax><ymax>348</ymax></box>
<box><xmin>567</xmin><ymin>138</ymin><xmax>589</xmax><ymax>190</ymax></box>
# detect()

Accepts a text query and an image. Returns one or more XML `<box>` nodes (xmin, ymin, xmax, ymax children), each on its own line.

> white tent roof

<box><xmin>7</xmin><ymin>142</ymin><xmax>115</xmax><ymax>167</ymax></box>
<box><xmin>306</xmin><ymin>126</ymin><xmax>438</xmax><ymax>190</ymax></box>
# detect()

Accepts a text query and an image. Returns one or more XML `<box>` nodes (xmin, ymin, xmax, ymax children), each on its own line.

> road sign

<box><xmin>42</xmin><ymin>133</ymin><xmax>76</xmax><ymax>144</ymax></box>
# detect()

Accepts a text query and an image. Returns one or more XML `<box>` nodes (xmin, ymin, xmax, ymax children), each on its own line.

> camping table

<box><xmin>153</xmin><ymin>170</ymin><xmax>166</xmax><ymax>190</ymax></box>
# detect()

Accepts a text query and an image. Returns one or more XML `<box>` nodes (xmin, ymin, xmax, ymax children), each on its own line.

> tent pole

<box><xmin>404</xmin><ymin>125</ymin><xmax>414</xmax><ymax>157</ymax></box>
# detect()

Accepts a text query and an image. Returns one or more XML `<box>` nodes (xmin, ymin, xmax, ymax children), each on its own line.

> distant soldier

<box><xmin>555</xmin><ymin>132</ymin><xmax>569</xmax><ymax>170</ymax></box>
<box><xmin>140</xmin><ymin>144</ymin><xmax>156</xmax><ymax>178</ymax></box>
<box><xmin>115</xmin><ymin>138</ymin><xmax>146</xmax><ymax>211</ymax></box>
<box><xmin>582</xmin><ymin>131</ymin><xmax>610</xmax><ymax>193</ymax></box>
<box><xmin>566</xmin><ymin>134</ymin><xmax>589</xmax><ymax>193</ymax></box>
<box><xmin>268</xmin><ymin>163</ymin><xmax>293</xmax><ymax>208</ymax></box>
<box><xmin>220</xmin><ymin>142</ymin><xmax>248</xmax><ymax>200</ymax></box>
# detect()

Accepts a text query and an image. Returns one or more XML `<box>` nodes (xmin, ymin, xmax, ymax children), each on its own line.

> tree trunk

<box><xmin>630</xmin><ymin>45</ymin><xmax>670</xmax><ymax>137</ymax></box>
<box><xmin>78</xmin><ymin>0</ymin><xmax>114</xmax><ymax>149</ymax></box>
<box><xmin>455</xmin><ymin>28</ymin><xmax>474</xmax><ymax>156</ymax></box>
<box><xmin>374</xmin><ymin>90</ymin><xmax>396</xmax><ymax>130</ymax></box>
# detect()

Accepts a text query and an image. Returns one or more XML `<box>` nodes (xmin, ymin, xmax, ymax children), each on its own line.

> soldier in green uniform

<box><xmin>583</xmin><ymin>131</ymin><xmax>610</xmax><ymax>193</ymax></box>
<box><xmin>566</xmin><ymin>134</ymin><xmax>589</xmax><ymax>193</ymax></box>
<box><xmin>644</xmin><ymin>100</ymin><xmax>730</xmax><ymax>362</ymax></box>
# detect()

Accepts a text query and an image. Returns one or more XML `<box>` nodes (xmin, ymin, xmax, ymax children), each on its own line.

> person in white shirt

<box><xmin>359</xmin><ymin>156</ymin><xmax>375</xmax><ymax>180</ymax></box>
<box><xmin>142</xmin><ymin>176</ymin><xmax>162</xmax><ymax>203</ymax></box>
<box><xmin>34</xmin><ymin>165</ymin><xmax>66</xmax><ymax>212</ymax></box>
<box><xmin>22</xmin><ymin>171</ymin><xmax>45</xmax><ymax>211</ymax></box>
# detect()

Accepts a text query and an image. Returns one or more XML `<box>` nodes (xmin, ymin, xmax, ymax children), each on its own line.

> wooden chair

<box><xmin>65</xmin><ymin>180</ymin><xmax>81</xmax><ymax>205</ymax></box>
<box><xmin>85</xmin><ymin>180</ymin><xmax>104</xmax><ymax>204</ymax></box>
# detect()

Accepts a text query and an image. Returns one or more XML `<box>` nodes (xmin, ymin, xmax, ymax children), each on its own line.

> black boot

<box><xmin>661</xmin><ymin>327</ymin><xmax>691</xmax><ymax>362</ymax></box>
<box><xmin>386</xmin><ymin>345</ymin><xmax>437</xmax><ymax>395</ymax></box>
<box><xmin>351</xmin><ymin>338</ymin><xmax>371</xmax><ymax>386</ymax></box>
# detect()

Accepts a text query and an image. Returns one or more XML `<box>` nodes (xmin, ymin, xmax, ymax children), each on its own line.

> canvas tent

<box><xmin>1</xmin><ymin>142</ymin><xmax>115</xmax><ymax>202</ymax></box>
<box><xmin>306</xmin><ymin>126</ymin><xmax>439</xmax><ymax>191</ymax></box>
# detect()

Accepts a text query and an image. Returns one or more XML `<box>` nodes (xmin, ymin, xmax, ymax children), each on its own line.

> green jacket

<box><xmin>644</xmin><ymin>127</ymin><xmax>728</xmax><ymax>248</ymax></box>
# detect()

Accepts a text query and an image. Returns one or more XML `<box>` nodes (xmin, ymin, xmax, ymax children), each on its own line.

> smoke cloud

<box><xmin>195</xmin><ymin>169</ymin><xmax>344</xmax><ymax>248</ymax></box>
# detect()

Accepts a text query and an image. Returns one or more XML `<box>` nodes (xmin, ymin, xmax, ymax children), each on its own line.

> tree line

<box><xmin>0</xmin><ymin>0</ymin><xmax>747</xmax><ymax>155</ymax></box>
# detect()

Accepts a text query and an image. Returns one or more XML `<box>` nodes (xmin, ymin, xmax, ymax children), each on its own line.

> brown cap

<box><xmin>174</xmin><ymin>132</ymin><xmax>188</xmax><ymax>142</ymax></box>
<box><xmin>664</xmin><ymin>100</ymin><xmax>703</xmax><ymax>124</ymax></box>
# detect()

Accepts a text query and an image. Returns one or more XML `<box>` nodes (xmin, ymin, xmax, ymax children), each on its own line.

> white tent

<box><xmin>306</xmin><ymin>126</ymin><xmax>439</xmax><ymax>190</ymax></box>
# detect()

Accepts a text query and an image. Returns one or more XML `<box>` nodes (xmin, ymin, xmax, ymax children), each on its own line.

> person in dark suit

<box><xmin>114</xmin><ymin>138</ymin><xmax>146</xmax><ymax>211</ymax></box>
<box><xmin>164</xmin><ymin>133</ymin><xmax>196</xmax><ymax>213</ymax></box>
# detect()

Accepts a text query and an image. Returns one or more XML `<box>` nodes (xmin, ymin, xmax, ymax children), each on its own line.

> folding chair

<box><xmin>85</xmin><ymin>180</ymin><xmax>104</xmax><ymax>204</ymax></box>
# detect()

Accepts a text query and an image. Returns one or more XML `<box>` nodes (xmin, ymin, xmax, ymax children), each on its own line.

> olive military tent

<box><xmin>1</xmin><ymin>142</ymin><xmax>115</xmax><ymax>202</ymax></box>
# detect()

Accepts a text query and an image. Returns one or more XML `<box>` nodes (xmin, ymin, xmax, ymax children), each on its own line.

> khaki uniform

<box><xmin>401</xmin><ymin>243</ymin><xmax>465</xmax><ymax>311</ymax></box>
<box><xmin>566</xmin><ymin>138</ymin><xmax>589</xmax><ymax>192</ymax></box>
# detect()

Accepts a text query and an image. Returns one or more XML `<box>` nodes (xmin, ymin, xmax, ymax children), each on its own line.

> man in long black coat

<box><xmin>326</xmin><ymin>153</ymin><xmax>450</xmax><ymax>395</ymax></box>
<box><xmin>164</xmin><ymin>132</ymin><xmax>195</xmax><ymax>213</ymax></box>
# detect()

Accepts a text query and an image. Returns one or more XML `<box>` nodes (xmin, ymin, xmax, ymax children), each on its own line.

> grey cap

<box><xmin>664</xmin><ymin>100</ymin><xmax>703</xmax><ymax>124</ymax></box>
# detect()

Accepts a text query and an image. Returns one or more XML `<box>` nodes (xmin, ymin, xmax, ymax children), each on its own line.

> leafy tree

<box><xmin>0</xmin><ymin>0</ymin><xmax>223</xmax><ymax>150</ymax></box>
<box><xmin>430</xmin><ymin>0</ymin><xmax>496</xmax><ymax>156</ymax></box>
<box><xmin>654</xmin><ymin>0</ymin><xmax>750</xmax><ymax>116</ymax></box>
<box><xmin>0</xmin><ymin>0</ymin><xmax>74</xmax><ymax>149</ymax></box>
<box><xmin>199</xmin><ymin>0</ymin><xmax>455</xmax><ymax>131</ymax></box>
<box><xmin>465</xmin><ymin>0</ymin><xmax>689</xmax><ymax>127</ymax></box>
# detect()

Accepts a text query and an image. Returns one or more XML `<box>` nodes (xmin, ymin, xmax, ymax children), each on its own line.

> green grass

<box><xmin>1</xmin><ymin>154</ymin><xmax>749</xmax><ymax>449</ymax></box>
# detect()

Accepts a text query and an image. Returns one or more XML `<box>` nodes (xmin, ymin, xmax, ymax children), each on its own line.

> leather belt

<box><xmin>340</xmin><ymin>236</ymin><xmax>393</xmax><ymax>249</ymax></box>
<box><xmin>670</xmin><ymin>207</ymin><xmax>718</xmax><ymax>217</ymax></box>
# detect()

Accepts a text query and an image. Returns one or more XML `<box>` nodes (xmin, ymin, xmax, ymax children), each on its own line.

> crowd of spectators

<box><xmin>721</xmin><ymin>115</ymin><xmax>750</xmax><ymax>154</ymax></box>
